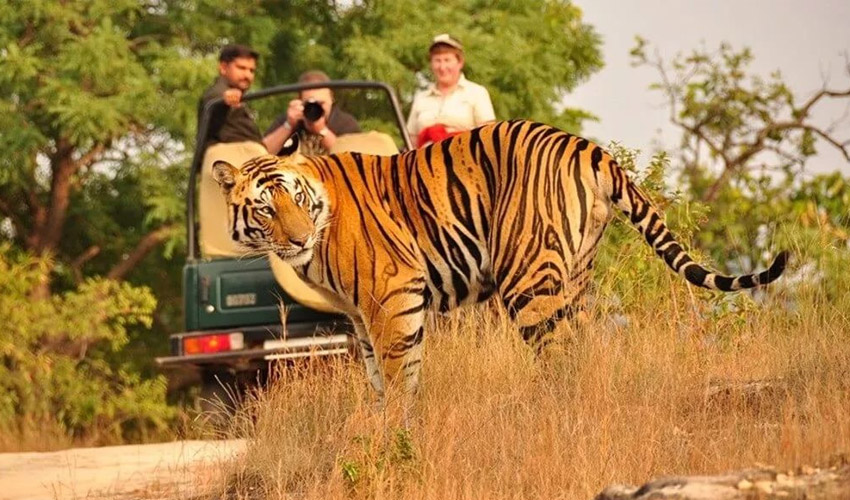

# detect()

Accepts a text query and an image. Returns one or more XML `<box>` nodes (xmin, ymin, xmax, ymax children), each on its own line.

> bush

<box><xmin>0</xmin><ymin>245</ymin><xmax>175</xmax><ymax>449</ymax></box>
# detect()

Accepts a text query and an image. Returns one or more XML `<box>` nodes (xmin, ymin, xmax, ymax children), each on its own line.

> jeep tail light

<box><xmin>184</xmin><ymin>332</ymin><xmax>244</xmax><ymax>355</ymax></box>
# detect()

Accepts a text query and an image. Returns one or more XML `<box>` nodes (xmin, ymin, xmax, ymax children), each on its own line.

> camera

<box><xmin>303</xmin><ymin>99</ymin><xmax>324</xmax><ymax>122</ymax></box>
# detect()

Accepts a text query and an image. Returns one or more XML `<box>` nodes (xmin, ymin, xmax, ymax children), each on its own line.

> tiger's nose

<box><xmin>288</xmin><ymin>235</ymin><xmax>309</xmax><ymax>248</ymax></box>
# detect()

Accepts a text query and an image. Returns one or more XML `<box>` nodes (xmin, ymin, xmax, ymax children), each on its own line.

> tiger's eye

<box><xmin>259</xmin><ymin>206</ymin><xmax>274</xmax><ymax>217</ymax></box>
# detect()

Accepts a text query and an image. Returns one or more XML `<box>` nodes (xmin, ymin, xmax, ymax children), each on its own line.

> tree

<box><xmin>628</xmin><ymin>39</ymin><xmax>850</xmax><ymax>271</ymax></box>
<box><xmin>0</xmin><ymin>0</ymin><xmax>273</xmax><ymax>297</ymax></box>
<box><xmin>631</xmin><ymin>38</ymin><xmax>850</xmax><ymax>203</ymax></box>
<box><xmin>256</xmin><ymin>0</ymin><xmax>603</xmax><ymax>134</ymax></box>
<box><xmin>0</xmin><ymin>245</ymin><xmax>174</xmax><ymax>444</ymax></box>
<box><xmin>0</xmin><ymin>0</ymin><xmax>281</xmax><ymax>445</ymax></box>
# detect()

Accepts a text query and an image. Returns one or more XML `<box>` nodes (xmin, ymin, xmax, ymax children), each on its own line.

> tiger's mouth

<box><xmin>276</xmin><ymin>247</ymin><xmax>314</xmax><ymax>266</ymax></box>
<box><xmin>234</xmin><ymin>238</ymin><xmax>314</xmax><ymax>265</ymax></box>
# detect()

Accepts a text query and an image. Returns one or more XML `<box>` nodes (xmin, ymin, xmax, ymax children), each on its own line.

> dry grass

<box><xmin>214</xmin><ymin>276</ymin><xmax>850</xmax><ymax>499</ymax></box>
<box><xmin>0</xmin><ymin>421</ymin><xmax>75</xmax><ymax>453</ymax></box>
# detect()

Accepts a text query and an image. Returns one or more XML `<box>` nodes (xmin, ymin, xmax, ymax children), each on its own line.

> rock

<box><xmin>595</xmin><ymin>464</ymin><xmax>850</xmax><ymax>500</ymax></box>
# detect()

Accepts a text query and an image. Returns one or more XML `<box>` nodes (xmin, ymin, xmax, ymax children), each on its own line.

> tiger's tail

<box><xmin>604</xmin><ymin>158</ymin><xmax>788</xmax><ymax>292</ymax></box>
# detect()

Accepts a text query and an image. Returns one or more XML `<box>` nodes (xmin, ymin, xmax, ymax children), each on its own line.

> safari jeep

<box><xmin>155</xmin><ymin>80</ymin><xmax>412</xmax><ymax>405</ymax></box>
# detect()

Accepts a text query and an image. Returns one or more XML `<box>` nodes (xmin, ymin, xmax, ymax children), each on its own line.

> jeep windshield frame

<box><xmin>188</xmin><ymin>80</ymin><xmax>413</xmax><ymax>260</ymax></box>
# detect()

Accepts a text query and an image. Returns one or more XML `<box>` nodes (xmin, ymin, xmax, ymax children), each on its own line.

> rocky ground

<box><xmin>596</xmin><ymin>462</ymin><xmax>850</xmax><ymax>500</ymax></box>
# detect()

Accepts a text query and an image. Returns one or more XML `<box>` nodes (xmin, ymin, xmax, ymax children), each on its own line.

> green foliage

<box><xmin>255</xmin><ymin>0</ymin><xmax>603</xmax><ymax>134</ymax></box>
<box><xmin>594</xmin><ymin>143</ymin><xmax>850</xmax><ymax>317</ymax></box>
<box><xmin>338</xmin><ymin>428</ymin><xmax>419</xmax><ymax>493</ymax></box>
<box><xmin>0</xmin><ymin>2</ymin><xmax>278</xmax><ymax>425</ymax></box>
<box><xmin>0</xmin><ymin>245</ymin><xmax>175</xmax><ymax>441</ymax></box>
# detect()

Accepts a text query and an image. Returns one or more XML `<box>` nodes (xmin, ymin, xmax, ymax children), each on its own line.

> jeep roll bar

<box><xmin>188</xmin><ymin>80</ymin><xmax>413</xmax><ymax>260</ymax></box>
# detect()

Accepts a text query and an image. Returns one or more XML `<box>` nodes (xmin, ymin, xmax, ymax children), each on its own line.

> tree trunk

<box><xmin>36</xmin><ymin>138</ymin><xmax>77</xmax><ymax>254</ymax></box>
<box><xmin>27</xmin><ymin>138</ymin><xmax>78</xmax><ymax>299</ymax></box>
<box><xmin>26</xmin><ymin>140</ymin><xmax>109</xmax><ymax>298</ymax></box>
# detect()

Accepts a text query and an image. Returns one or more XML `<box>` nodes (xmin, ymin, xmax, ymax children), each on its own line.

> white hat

<box><xmin>429</xmin><ymin>33</ymin><xmax>464</xmax><ymax>52</ymax></box>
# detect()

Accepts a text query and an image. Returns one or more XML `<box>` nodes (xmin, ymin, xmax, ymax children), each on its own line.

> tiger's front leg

<box><xmin>351</xmin><ymin>318</ymin><xmax>385</xmax><ymax>398</ymax></box>
<box><xmin>361</xmin><ymin>282</ymin><xmax>428</xmax><ymax>395</ymax></box>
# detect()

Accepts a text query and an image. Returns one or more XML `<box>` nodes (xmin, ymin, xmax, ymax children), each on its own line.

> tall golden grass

<box><xmin>214</xmin><ymin>258</ymin><xmax>850</xmax><ymax>499</ymax></box>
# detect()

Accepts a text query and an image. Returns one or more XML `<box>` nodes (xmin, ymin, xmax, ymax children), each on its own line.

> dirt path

<box><xmin>0</xmin><ymin>440</ymin><xmax>244</xmax><ymax>500</ymax></box>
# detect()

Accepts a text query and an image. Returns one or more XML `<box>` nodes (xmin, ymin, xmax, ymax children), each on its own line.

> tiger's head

<box><xmin>211</xmin><ymin>153</ymin><xmax>330</xmax><ymax>267</ymax></box>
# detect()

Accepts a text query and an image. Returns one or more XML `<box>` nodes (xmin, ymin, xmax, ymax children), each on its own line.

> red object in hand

<box><xmin>417</xmin><ymin>124</ymin><xmax>462</xmax><ymax>147</ymax></box>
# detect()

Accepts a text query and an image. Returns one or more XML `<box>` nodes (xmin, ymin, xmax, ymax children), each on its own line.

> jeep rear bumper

<box><xmin>156</xmin><ymin>320</ymin><xmax>353</xmax><ymax>369</ymax></box>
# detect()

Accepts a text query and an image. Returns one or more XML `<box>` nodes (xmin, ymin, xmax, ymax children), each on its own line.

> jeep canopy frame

<box><xmin>189</xmin><ymin>80</ymin><xmax>413</xmax><ymax>260</ymax></box>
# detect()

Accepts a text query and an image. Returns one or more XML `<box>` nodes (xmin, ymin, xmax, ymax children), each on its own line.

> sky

<box><xmin>564</xmin><ymin>0</ymin><xmax>850</xmax><ymax>177</ymax></box>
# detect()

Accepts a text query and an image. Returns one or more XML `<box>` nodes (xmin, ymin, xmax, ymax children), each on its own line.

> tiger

<box><xmin>211</xmin><ymin>119</ymin><xmax>788</xmax><ymax>398</ymax></box>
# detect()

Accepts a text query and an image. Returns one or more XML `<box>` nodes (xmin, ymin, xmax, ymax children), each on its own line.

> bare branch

<box><xmin>75</xmin><ymin>143</ymin><xmax>106</xmax><ymax>170</ymax></box>
<box><xmin>797</xmin><ymin>86</ymin><xmax>850</xmax><ymax>119</ymax></box>
<box><xmin>704</xmin><ymin>166</ymin><xmax>737</xmax><ymax>203</ymax></box>
<box><xmin>106</xmin><ymin>224</ymin><xmax>178</xmax><ymax>281</ymax></box>
<box><xmin>25</xmin><ymin>189</ymin><xmax>47</xmax><ymax>251</ymax></box>
<box><xmin>36</xmin><ymin>137</ymin><xmax>79</xmax><ymax>254</ymax></box>
<box><xmin>672</xmin><ymin>116</ymin><xmax>730</xmax><ymax>166</ymax></box>
<box><xmin>802</xmin><ymin>124</ymin><xmax>850</xmax><ymax>162</ymax></box>
<box><xmin>18</xmin><ymin>21</ymin><xmax>36</xmax><ymax>47</ymax></box>
<box><xmin>756</xmin><ymin>121</ymin><xmax>850</xmax><ymax>161</ymax></box>
<box><xmin>128</xmin><ymin>34</ymin><xmax>164</xmax><ymax>50</ymax></box>
<box><xmin>763</xmin><ymin>145</ymin><xmax>805</xmax><ymax>164</ymax></box>
<box><xmin>70</xmin><ymin>245</ymin><xmax>101</xmax><ymax>284</ymax></box>
<box><xmin>826</xmin><ymin>101</ymin><xmax>850</xmax><ymax>132</ymax></box>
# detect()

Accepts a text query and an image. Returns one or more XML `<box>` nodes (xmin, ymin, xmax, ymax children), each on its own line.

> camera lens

<box><xmin>303</xmin><ymin>100</ymin><xmax>324</xmax><ymax>122</ymax></box>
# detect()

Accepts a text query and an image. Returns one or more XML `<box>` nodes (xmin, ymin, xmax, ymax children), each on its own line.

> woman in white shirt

<box><xmin>407</xmin><ymin>34</ymin><xmax>496</xmax><ymax>147</ymax></box>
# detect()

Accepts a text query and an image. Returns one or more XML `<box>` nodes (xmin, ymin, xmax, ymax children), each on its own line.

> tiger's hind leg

<box><xmin>518</xmin><ymin>302</ymin><xmax>579</xmax><ymax>347</ymax></box>
<box><xmin>500</xmin><ymin>268</ymin><xmax>594</xmax><ymax>352</ymax></box>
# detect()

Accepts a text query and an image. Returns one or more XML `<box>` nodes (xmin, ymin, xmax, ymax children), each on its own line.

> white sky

<box><xmin>565</xmin><ymin>0</ymin><xmax>850</xmax><ymax>177</ymax></box>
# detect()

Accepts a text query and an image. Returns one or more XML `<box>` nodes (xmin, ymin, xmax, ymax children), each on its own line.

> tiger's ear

<box><xmin>212</xmin><ymin>160</ymin><xmax>239</xmax><ymax>195</ymax></box>
<box><xmin>279</xmin><ymin>133</ymin><xmax>299</xmax><ymax>157</ymax></box>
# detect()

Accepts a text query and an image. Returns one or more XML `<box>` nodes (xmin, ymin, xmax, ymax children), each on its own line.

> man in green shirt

<box><xmin>197</xmin><ymin>44</ymin><xmax>264</xmax><ymax>148</ymax></box>
<box><xmin>197</xmin><ymin>44</ymin><xmax>269</xmax><ymax>257</ymax></box>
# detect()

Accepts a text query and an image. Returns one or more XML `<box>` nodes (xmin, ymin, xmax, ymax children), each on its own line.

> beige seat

<box><xmin>329</xmin><ymin>131</ymin><xmax>400</xmax><ymax>156</ymax></box>
<box><xmin>199</xmin><ymin>141</ymin><xmax>269</xmax><ymax>258</ymax></box>
<box><xmin>200</xmin><ymin>133</ymin><xmax>400</xmax><ymax>314</ymax></box>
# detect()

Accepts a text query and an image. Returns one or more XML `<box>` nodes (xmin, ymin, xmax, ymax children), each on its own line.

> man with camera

<box><xmin>263</xmin><ymin>70</ymin><xmax>360</xmax><ymax>156</ymax></box>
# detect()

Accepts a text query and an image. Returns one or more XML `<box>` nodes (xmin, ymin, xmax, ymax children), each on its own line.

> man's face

<box><xmin>300</xmin><ymin>87</ymin><xmax>334</xmax><ymax>117</ymax></box>
<box><xmin>219</xmin><ymin>57</ymin><xmax>257</xmax><ymax>90</ymax></box>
